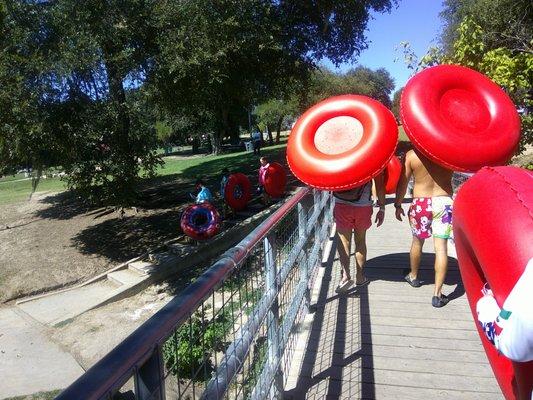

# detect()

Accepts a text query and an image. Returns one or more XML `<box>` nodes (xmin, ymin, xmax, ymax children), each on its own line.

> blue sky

<box><xmin>323</xmin><ymin>0</ymin><xmax>445</xmax><ymax>93</ymax></box>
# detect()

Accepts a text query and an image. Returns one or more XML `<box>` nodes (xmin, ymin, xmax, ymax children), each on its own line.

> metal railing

<box><xmin>57</xmin><ymin>187</ymin><xmax>334</xmax><ymax>400</ymax></box>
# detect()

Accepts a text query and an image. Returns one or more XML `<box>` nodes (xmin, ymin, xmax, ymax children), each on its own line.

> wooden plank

<box><xmin>283</xmin><ymin>211</ymin><xmax>501</xmax><ymax>399</ymax></box>
<box><xmin>285</xmin><ymin>379</ymin><xmax>502</xmax><ymax>400</ymax></box>
<box><xmin>290</xmin><ymin>342</ymin><xmax>490</xmax><ymax>364</ymax></box>
<box><xmin>289</xmin><ymin>354</ymin><xmax>494</xmax><ymax>379</ymax></box>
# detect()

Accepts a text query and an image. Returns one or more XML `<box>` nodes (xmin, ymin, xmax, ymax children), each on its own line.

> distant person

<box><xmin>258</xmin><ymin>157</ymin><xmax>270</xmax><ymax>205</ymax></box>
<box><xmin>219</xmin><ymin>168</ymin><xmax>233</xmax><ymax>218</ymax></box>
<box><xmin>394</xmin><ymin>149</ymin><xmax>454</xmax><ymax>308</ymax></box>
<box><xmin>190</xmin><ymin>179</ymin><xmax>213</xmax><ymax>204</ymax></box>
<box><xmin>251</xmin><ymin>130</ymin><xmax>262</xmax><ymax>155</ymax></box>
<box><xmin>334</xmin><ymin>174</ymin><xmax>386</xmax><ymax>293</ymax></box>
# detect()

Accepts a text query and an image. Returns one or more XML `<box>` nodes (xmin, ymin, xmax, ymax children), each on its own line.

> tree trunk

<box><xmin>210</xmin><ymin>132</ymin><xmax>222</xmax><ymax>155</ymax></box>
<box><xmin>266</xmin><ymin>124</ymin><xmax>274</xmax><ymax>146</ymax></box>
<box><xmin>28</xmin><ymin>166</ymin><xmax>42</xmax><ymax>201</ymax></box>
<box><xmin>192</xmin><ymin>136</ymin><xmax>200</xmax><ymax>154</ymax></box>
<box><xmin>275</xmin><ymin>116</ymin><xmax>284</xmax><ymax>144</ymax></box>
<box><xmin>102</xmin><ymin>44</ymin><xmax>135</xmax><ymax>205</ymax></box>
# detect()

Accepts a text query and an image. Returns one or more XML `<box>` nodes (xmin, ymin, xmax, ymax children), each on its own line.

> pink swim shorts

<box><xmin>333</xmin><ymin>203</ymin><xmax>373</xmax><ymax>231</ymax></box>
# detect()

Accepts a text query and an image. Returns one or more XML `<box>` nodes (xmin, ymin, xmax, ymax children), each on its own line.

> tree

<box><xmin>152</xmin><ymin>0</ymin><xmax>398</xmax><ymax>154</ymax></box>
<box><xmin>254</xmin><ymin>98</ymin><xmax>298</xmax><ymax>145</ymax></box>
<box><xmin>439</xmin><ymin>0</ymin><xmax>532</xmax><ymax>55</ymax></box>
<box><xmin>391</xmin><ymin>87</ymin><xmax>404</xmax><ymax>122</ymax></box>
<box><xmin>299</xmin><ymin>66</ymin><xmax>396</xmax><ymax>110</ymax></box>
<box><xmin>0</xmin><ymin>1</ymin><xmax>162</xmax><ymax>206</ymax></box>
<box><xmin>419</xmin><ymin>15</ymin><xmax>532</xmax><ymax>152</ymax></box>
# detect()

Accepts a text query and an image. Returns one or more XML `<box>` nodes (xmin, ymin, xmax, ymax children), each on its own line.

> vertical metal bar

<box><xmin>263</xmin><ymin>232</ymin><xmax>283</xmax><ymax>399</ymax></box>
<box><xmin>297</xmin><ymin>201</ymin><xmax>310</xmax><ymax>311</ymax></box>
<box><xmin>134</xmin><ymin>348</ymin><xmax>165</xmax><ymax>400</ymax></box>
<box><xmin>313</xmin><ymin>190</ymin><xmax>320</xmax><ymax>247</ymax></box>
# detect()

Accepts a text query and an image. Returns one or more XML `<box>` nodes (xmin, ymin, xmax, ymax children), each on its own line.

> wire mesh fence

<box><xmin>57</xmin><ymin>187</ymin><xmax>334</xmax><ymax>400</ymax></box>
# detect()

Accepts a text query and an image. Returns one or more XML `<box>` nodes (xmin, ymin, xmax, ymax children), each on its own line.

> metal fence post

<box><xmin>264</xmin><ymin>232</ymin><xmax>283</xmax><ymax>398</ymax></box>
<box><xmin>134</xmin><ymin>348</ymin><xmax>165</xmax><ymax>400</ymax></box>
<box><xmin>297</xmin><ymin>200</ymin><xmax>310</xmax><ymax>311</ymax></box>
<box><xmin>313</xmin><ymin>189</ymin><xmax>321</xmax><ymax>246</ymax></box>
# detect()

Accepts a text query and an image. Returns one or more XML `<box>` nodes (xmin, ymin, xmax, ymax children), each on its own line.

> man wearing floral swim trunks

<box><xmin>394</xmin><ymin>149</ymin><xmax>454</xmax><ymax>308</ymax></box>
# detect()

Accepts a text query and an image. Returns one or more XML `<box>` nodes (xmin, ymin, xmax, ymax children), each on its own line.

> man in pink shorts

<box><xmin>395</xmin><ymin>149</ymin><xmax>454</xmax><ymax>307</ymax></box>
<box><xmin>334</xmin><ymin>173</ymin><xmax>386</xmax><ymax>293</ymax></box>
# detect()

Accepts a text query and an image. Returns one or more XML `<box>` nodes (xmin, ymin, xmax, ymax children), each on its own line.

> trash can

<box><xmin>244</xmin><ymin>141</ymin><xmax>253</xmax><ymax>152</ymax></box>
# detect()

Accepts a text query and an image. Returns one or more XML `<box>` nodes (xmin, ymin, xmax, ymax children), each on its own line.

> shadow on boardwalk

<box><xmin>284</xmin><ymin>240</ymin><xmax>498</xmax><ymax>400</ymax></box>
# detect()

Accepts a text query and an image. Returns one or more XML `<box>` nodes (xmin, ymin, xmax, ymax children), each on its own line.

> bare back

<box><xmin>407</xmin><ymin>150</ymin><xmax>453</xmax><ymax>198</ymax></box>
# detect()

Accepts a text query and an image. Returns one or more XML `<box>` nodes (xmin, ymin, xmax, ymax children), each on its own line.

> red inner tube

<box><xmin>224</xmin><ymin>173</ymin><xmax>251</xmax><ymax>211</ymax></box>
<box><xmin>180</xmin><ymin>203</ymin><xmax>221</xmax><ymax>240</ymax></box>
<box><xmin>287</xmin><ymin>95</ymin><xmax>398</xmax><ymax>191</ymax></box>
<box><xmin>453</xmin><ymin>166</ymin><xmax>533</xmax><ymax>399</ymax></box>
<box><xmin>263</xmin><ymin>162</ymin><xmax>286</xmax><ymax>197</ymax></box>
<box><xmin>401</xmin><ymin>65</ymin><xmax>521</xmax><ymax>172</ymax></box>
<box><xmin>383</xmin><ymin>155</ymin><xmax>402</xmax><ymax>194</ymax></box>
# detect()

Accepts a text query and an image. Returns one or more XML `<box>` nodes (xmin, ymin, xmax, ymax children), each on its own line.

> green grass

<box><xmin>0</xmin><ymin>173</ymin><xmax>27</xmax><ymax>183</ymax></box>
<box><xmin>0</xmin><ymin>177</ymin><xmax>66</xmax><ymax>205</ymax></box>
<box><xmin>0</xmin><ymin>143</ymin><xmax>288</xmax><ymax>206</ymax></box>
<box><xmin>157</xmin><ymin>143</ymin><xmax>287</xmax><ymax>178</ymax></box>
<box><xmin>0</xmin><ymin>126</ymin><xmax>407</xmax><ymax>206</ymax></box>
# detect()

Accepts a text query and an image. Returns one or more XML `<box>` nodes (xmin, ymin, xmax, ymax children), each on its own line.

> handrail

<box><xmin>57</xmin><ymin>187</ymin><xmax>320</xmax><ymax>400</ymax></box>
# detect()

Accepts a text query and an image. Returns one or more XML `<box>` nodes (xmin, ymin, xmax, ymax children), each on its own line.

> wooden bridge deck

<box><xmin>283</xmin><ymin>207</ymin><xmax>502</xmax><ymax>399</ymax></box>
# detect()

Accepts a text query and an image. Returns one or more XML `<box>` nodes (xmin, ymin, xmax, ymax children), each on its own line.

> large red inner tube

<box><xmin>453</xmin><ymin>166</ymin><xmax>533</xmax><ymax>399</ymax></box>
<box><xmin>287</xmin><ymin>95</ymin><xmax>398</xmax><ymax>191</ymax></box>
<box><xmin>180</xmin><ymin>203</ymin><xmax>221</xmax><ymax>240</ymax></box>
<box><xmin>224</xmin><ymin>173</ymin><xmax>251</xmax><ymax>211</ymax></box>
<box><xmin>401</xmin><ymin>65</ymin><xmax>520</xmax><ymax>172</ymax></box>
<box><xmin>263</xmin><ymin>162</ymin><xmax>286</xmax><ymax>197</ymax></box>
<box><xmin>383</xmin><ymin>155</ymin><xmax>402</xmax><ymax>194</ymax></box>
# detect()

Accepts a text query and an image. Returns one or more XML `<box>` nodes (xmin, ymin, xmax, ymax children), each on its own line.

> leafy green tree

<box><xmin>300</xmin><ymin>66</ymin><xmax>395</xmax><ymax>110</ymax></box>
<box><xmin>153</xmin><ymin>0</ymin><xmax>398</xmax><ymax>154</ymax></box>
<box><xmin>0</xmin><ymin>1</ymin><xmax>161</xmax><ymax>206</ymax></box>
<box><xmin>254</xmin><ymin>98</ymin><xmax>298</xmax><ymax>145</ymax></box>
<box><xmin>391</xmin><ymin>87</ymin><xmax>404</xmax><ymax>122</ymax></box>
<box><xmin>439</xmin><ymin>0</ymin><xmax>532</xmax><ymax>55</ymax></box>
<box><xmin>419</xmin><ymin>16</ymin><xmax>532</xmax><ymax>152</ymax></box>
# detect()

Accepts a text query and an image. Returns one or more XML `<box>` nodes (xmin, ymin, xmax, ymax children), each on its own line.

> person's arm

<box><xmin>373</xmin><ymin>172</ymin><xmax>386</xmax><ymax>227</ymax></box>
<box><xmin>395</xmin><ymin>152</ymin><xmax>412</xmax><ymax>221</ymax></box>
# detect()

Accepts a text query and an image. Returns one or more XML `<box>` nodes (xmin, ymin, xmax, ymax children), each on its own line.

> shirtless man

<box><xmin>394</xmin><ymin>149</ymin><xmax>453</xmax><ymax>307</ymax></box>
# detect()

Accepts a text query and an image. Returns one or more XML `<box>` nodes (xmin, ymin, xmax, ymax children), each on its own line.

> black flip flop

<box><xmin>404</xmin><ymin>274</ymin><xmax>422</xmax><ymax>288</ymax></box>
<box><xmin>432</xmin><ymin>294</ymin><xmax>449</xmax><ymax>308</ymax></box>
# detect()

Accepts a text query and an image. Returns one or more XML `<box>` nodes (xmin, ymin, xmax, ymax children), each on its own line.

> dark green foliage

<box><xmin>391</xmin><ymin>87</ymin><xmax>403</xmax><ymax>122</ymax></box>
<box><xmin>0</xmin><ymin>0</ymin><xmax>161</xmax><ymax>205</ymax></box>
<box><xmin>152</xmin><ymin>0</ymin><xmax>398</xmax><ymax>154</ymax></box>
<box><xmin>300</xmin><ymin>66</ymin><xmax>396</xmax><ymax>110</ymax></box>
<box><xmin>162</xmin><ymin>307</ymin><xmax>232</xmax><ymax>379</ymax></box>
<box><xmin>0</xmin><ymin>0</ymin><xmax>397</xmax><ymax>203</ymax></box>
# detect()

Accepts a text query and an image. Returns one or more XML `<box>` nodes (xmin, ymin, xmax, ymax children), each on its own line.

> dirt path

<box><xmin>0</xmin><ymin>192</ymin><xmax>188</xmax><ymax>303</ymax></box>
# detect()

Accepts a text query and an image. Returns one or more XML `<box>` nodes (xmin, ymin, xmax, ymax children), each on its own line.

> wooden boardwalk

<box><xmin>283</xmin><ymin>206</ymin><xmax>502</xmax><ymax>399</ymax></box>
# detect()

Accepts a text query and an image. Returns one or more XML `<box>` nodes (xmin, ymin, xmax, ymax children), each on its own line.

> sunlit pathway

<box><xmin>284</xmin><ymin>207</ymin><xmax>502</xmax><ymax>399</ymax></box>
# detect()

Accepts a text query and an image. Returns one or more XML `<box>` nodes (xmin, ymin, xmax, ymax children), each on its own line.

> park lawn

<box><xmin>157</xmin><ymin>143</ymin><xmax>287</xmax><ymax>178</ymax></box>
<box><xmin>0</xmin><ymin>173</ymin><xmax>27</xmax><ymax>183</ymax></box>
<box><xmin>0</xmin><ymin>143</ymin><xmax>289</xmax><ymax>206</ymax></box>
<box><xmin>0</xmin><ymin>177</ymin><xmax>67</xmax><ymax>205</ymax></box>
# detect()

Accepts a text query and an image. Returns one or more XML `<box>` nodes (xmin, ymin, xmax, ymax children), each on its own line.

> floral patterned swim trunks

<box><xmin>409</xmin><ymin>196</ymin><xmax>453</xmax><ymax>239</ymax></box>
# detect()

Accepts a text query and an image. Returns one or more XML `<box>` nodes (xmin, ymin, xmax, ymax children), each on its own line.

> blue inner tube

<box><xmin>188</xmin><ymin>207</ymin><xmax>213</xmax><ymax>233</ymax></box>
